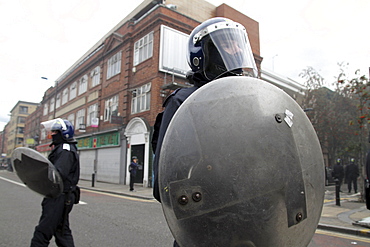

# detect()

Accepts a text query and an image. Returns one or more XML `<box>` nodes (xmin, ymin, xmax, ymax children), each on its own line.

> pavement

<box><xmin>77</xmin><ymin>178</ymin><xmax>370</xmax><ymax>238</ymax></box>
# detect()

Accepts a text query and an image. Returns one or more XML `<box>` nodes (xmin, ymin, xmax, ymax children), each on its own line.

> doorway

<box><xmin>131</xmin><ymin>144</ymin><xmax>144</xmax><ymax>183</ymax></box>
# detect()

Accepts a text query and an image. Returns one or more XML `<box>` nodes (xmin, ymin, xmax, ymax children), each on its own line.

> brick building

<box><xmin>25</xmin><ymin>0</ymin><xmax>303</xmax><ymax>187</ymax></box>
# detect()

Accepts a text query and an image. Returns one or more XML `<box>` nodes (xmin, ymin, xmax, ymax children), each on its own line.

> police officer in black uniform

<box><xmin>152</xmin><ymin>17</ymin><xmax>257</xmax><ymax>246</ymax></box>
<box><xmin>31</xmin><ymin>118</ymin><xmax>80</xmax><ymax>247</ymax></box>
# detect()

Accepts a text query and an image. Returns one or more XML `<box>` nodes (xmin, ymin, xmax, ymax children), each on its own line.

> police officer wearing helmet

<box><xmin>31</xmin><ymin>118</ymin><xmax>80</xmax><ymax>247</ymax></box>
<box><xmin>152</xmin><ymin>17</ymin><xmax>257</xmax><ymax>246</ymax></box>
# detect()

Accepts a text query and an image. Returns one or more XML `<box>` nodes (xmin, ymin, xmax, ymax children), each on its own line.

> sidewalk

<box><xmin>78</xmin><ymin>178</ymin><xmax>370</xmax><ymax>237</ymax></box>
<box><xmin>318</xmin><ymin>188</ymin><xmax>370</xmax><ymax>237</ymax></box>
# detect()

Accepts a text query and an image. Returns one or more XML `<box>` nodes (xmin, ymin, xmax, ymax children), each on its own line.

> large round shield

<box><xmin>159</xmin><ymin>77</ymin><xmax>325</xmax><ymax>247</ymax></box>
<box><xmin>11</xmin><ymin>147</ymin><xmax>63</xmax><ymax>198</ymax></box>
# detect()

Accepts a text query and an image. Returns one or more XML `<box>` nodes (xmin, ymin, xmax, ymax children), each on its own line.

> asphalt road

<box><xmin>1</xmin><ymin>172</ymin><xmax>370</xmax><ymax>247</ymax></box>
<box><xmin>0</xmin><ymin>174</ymin><xmax>173</xmax><ymax>247</ymax></box>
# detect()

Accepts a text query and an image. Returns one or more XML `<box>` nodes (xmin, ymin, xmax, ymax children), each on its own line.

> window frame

<box><xmin>104</xmin><ymin>95</ymin><xmax>118</xmax><ymax>121</ymax></box>
<box><xmin>107</xmin><ymin>52</ymin><xmax>122</xmax><ymax>79</ymax></box>
<box><xmin>134</xmin><ymin>32</ymin><xmax>153</xmax><ymax>66</ymax></box>
<box><xmin>131</xmin><ymin>83</ymin><xmax>151</xmax><ymax>114</ymax></box>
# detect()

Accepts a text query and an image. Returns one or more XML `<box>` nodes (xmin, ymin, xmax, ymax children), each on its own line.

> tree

<box><xmin>300</xmin><ymin>64</ymin><xmax>370</xmax><ymax>201</ymax></box>
<box><xmin>299</xmin><ymin>66</ymin><xmax>361</xmax><ymax>166</ymax></box>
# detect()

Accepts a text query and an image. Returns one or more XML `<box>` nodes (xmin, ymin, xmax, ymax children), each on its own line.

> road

<box><xmin>0</xmin><ymin>171</ymin><xmax>173</xmax><ymax>247</ymax></box>
<box><xmin>1</xmin><ymin>171</ymin><xmax>370</xmax><ymax>246</ymax></box>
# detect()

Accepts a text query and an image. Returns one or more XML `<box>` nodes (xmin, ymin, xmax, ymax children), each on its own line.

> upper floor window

<box><xmin>67</xmin><ymin>113</ymin><xmax>75</xmax><ymax>128</ymax></box>
<box><xmin>134</xmin><ymin>32</ymin><xmax>153</xmax><ymax>66</ymax></box>
<box><xmin>18</xmin><ymin>116</ymin><xmax>26</xmax><ymax>124</ymax></box>
<box><xmin>62</xmin><ymin>88</ymin><xmax>69</xmax><ymax>105</ymax></box>
<box><xmin>78</xmin><ymin>75</ymin><xmax>88</xmax><ymax>95</ymax></box>
<box><xmin>76</xmin><ymin>109</ymin><xmax>85</xmax><ymax>130</ymax></box>
<box><xmin>49</xmin><ymin>98</ymin><xmax>55</xmax><ymax>113</ymax></box>
<box><xmin>87</xmin><ymin>103</ymin><xmax>98</xmax><ymax>126</ymax></box>
<box><xmin>131</xmin><ymin>83</ymin><xmax>151</xmax><ymax>114</ymax></box>
<box><xmin>104</xmin><ymin>95</ymin><xmax>118</xmax><ymax>121</ymax></box>
<box><xmin>70</xmin><ymin>82</ymin><xmax>77</xmax><ymax>100</ymax></box>
<box><xmin>43</xmin><ymin>103</ymin><xmax>48</xmax><ymax>116</ymax></box>
<box><xmin>55</xmin><ymin>93</ymin><xmax>61</xmax><ymax>109</ymax></box>
<box><xmin>91</xmin><ymin>66</ymin><xmax>101</xmax><ymax>87</ymax></box>
<box><xmin>19</xmin><ymin>106</ymin><xmax>28</xmax><ymax>114</ymax></box>
<box><xmin>107</xmin><ymin>52</ymin><xmax>121</xmax><ymax>79</ymax></box>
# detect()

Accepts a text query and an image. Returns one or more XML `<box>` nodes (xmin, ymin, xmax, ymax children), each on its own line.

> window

<box><xmin>107</xmin><ymin>52</ymin><xmax>121</xmax><ymax>79</ymax></box>
<box><xmin>68</xmin><ymin>113</ymin><xmax>75</xmax><ymax>128</ymax></box>
<box><xmin>104</xmin><ymin>95</ymin><xmax>118</xmax><ymax>121</ymax></box>
<box><xmin>55</xmin><ymin>93</ymin><xmax>61</xmax><ymax>109</ymax></box>
<box><xmin>91</xmin><ymin>66</ymin><xmax>101</xmax><ymax>87</ymax></box>
<box><xmin>18</xmin><ymin>116</ymin><xmax>26</xmax><ymax>124</ymax></box>
<box><xmin>17</xmin><ymin>127</ymin><xmax>24</xmax><ymax>134</ymax></box>
<box><xmin>49</xmin><ymin>98</ymin><xmax>55</xmax><ymax>113</ymax></box>
<box><xmin>87</xmin><ymin>104</ymin><xmax>98</xmax><ymax>126</ymax></box>
<box><xmin>70</xmin><ymin>82</ymin><xmax>77</xmax><ymax>100</ymax></box>
<box><xmin>19</xmin><ymin>106</ymin><xmax>28</xmax><ymax>114</ymax></box>
<box><xmin>131</xmin><ymin>83</ymin><xmax>151</xmax><ymax>114</ymax></box>
<box><xmin>134</xmin><ymin>32</ymin><xmax>153</xmax><ymax>66</ymax></box>
<box><xmin>62</xmin><ymin>88</ymin><xmax>69</xmax><ymax>105</ymax></box>
<box><xmin>76</xmin><ymin>109</ymin><xmax>85</xmax><ymax>130</ymax></box>
<box><xmin>78</xmin><ymin>75</ymin><xmax>88</xmax><ymax>95</ymax></box>
<box><xmin>43</xmin><ymin>104</ymin><xmax>48</xmax><ymax>116</ymax></box>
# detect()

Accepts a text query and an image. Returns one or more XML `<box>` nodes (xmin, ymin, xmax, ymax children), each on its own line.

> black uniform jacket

<box><xmin>48</xmin><ymin>140</ymin><xmax>80</xmax><ymax>192</ymax></box>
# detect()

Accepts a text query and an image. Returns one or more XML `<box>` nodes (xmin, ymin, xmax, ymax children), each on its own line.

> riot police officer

<box><xmin>346</xmin><ymin>158</ymin><xmax>359</xmax><ymax>193</ymax></box>
<box><xmin>152</xmin><ymin>17</ymin><xmax>257</xmax><ymax>246</ymax></box>
<box><xmin>332</xmin><ymin>158</ymin><xmax>344</xmax><ymax>192</ymax></box>
<box><xmin>153</xmin><ymin>17</ymin><xmax>257</xmax><ymax>201</ymax></box>
<box><xmin>31</xmin><ymin>118</ymin><xmax>80</xmax><ymax>247</ymax></box>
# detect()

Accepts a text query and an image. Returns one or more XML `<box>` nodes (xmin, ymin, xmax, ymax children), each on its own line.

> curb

<box><xmin>318</xmin><ymin>223</ymin><xmax>370</xmax><ymax>238</ymax></box>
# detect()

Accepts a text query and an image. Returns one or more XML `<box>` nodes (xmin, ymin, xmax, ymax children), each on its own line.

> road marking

<box><xmin>1</xmin><ymin>175</ymin><xmax>88</xmax><ymax>205</ymax></box>
<box><xmin>81</xmin><ymin>189</ymin><xmax>156</xmax><ymax>203</ymax></box>
<box><xmin>0</xmin><ymin>176</ymin><xmax>26</xmax><ymax>187</ymax></box>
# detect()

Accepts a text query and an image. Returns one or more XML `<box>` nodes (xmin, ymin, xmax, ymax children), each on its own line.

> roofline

<box><xmin>261</xmin><ymin>68</ymin><xmax>305</xmax><ymax>95</ymax></box>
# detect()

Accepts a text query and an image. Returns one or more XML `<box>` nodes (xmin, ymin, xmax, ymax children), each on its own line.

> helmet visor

<box><xmin>41</xmin><ymin>118</ymin><xmax>66</xmax><ymax>132</ymax></box>
<box><xmin>202</xmin><ymin>23</ymin><xmax>257</xmax><ymax>78</ymax></box>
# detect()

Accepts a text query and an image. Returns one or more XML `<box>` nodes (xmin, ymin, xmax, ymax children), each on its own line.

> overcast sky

<box><xmin>0</xmin><ymin>0</ymin><xmax>369</xmax><ymax>131</ymax></box>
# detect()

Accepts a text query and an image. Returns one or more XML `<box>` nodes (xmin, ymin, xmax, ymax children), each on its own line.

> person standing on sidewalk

<box><xmin>346</xmin><ymin>158</ymin><xmax>359</xmax><ymax>193</ymax></box>
<box><xmin>332</xmin><ymin>158</ymin><xmax>344</xmax><ymax>192</ymax></box>
<box><xmin>129</xmin><ymin>156</ymin><xmax>139</xmax><ymax>191</ymax></box>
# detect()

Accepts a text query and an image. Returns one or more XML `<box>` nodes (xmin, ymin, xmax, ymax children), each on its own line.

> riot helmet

<box><xmin>187</xmin><ymin>17</ymin><xmax>257</xmax><ymax>82</ymax></box>
<box><xmin>41</xmin><ymin>118</ymin><xmax>74</xmax><ymax>140</ymax></box>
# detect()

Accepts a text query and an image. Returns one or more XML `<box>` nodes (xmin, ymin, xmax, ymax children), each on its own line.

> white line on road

<box><xmin>0</xmin><ymin>176</ymin><xmax>26</xmax><ymax>187</ymax></box>
<box><xmin>0</xmin><ymin>175</ymin><xmax>88</xmax><ymax>204</ymax></box>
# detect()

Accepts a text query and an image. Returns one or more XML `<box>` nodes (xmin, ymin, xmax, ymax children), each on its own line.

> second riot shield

<box><xmin>159</xmin><ymin>76</ymin><xmax>325</xmax><ymax>247</ymax></box>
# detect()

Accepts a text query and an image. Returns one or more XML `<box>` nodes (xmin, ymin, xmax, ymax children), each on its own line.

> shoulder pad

<box><xmin>63</xmin><ymin>143</ymin><xmax>71</xmax><ymax>151</ymax></box>
<box><xmin>163</xmin><ymin>88</ymin><xmax>181</xmax><ymax>107</ymax></box>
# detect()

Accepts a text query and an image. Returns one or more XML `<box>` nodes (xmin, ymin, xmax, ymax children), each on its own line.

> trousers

<box><xmin>31</xmin><ymin>193</ymin><xmax>75</xmax><ymax>247</ymax></box>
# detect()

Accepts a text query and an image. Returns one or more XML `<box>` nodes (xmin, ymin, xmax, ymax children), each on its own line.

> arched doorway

<box><xmin>124</xmin><ymin>117</ymin><xmax>150</xmax><ymax>187</ymax></box>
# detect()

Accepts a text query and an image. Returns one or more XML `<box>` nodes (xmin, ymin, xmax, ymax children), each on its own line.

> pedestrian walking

<box><xmin>31</xmin><ymin>118</ymin><xmax>80</xmax><ymax>247</ymax></box>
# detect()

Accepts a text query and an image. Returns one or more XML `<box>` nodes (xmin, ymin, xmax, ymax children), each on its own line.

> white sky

<box><xmin>0</xmin><ymin>0</ymin><xmax>369</xmax><ymax>131</ymax></box>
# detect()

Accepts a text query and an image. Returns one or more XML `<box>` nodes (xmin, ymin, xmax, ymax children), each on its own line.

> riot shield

<box><xmin>159</xmin><ymin>77</ymin><xmax>325</xmax><ymax>247</ymax></box>
<box><xmin>11</xmin><ymin>147</ymin><xmax>63</xmax><ymax>198</ymax></box>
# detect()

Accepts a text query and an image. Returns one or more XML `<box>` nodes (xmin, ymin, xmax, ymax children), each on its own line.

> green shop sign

<box><xmin>77</xmin><ymin>132</ymin><xmax>120</xmax><ymax>149</ymax></box>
